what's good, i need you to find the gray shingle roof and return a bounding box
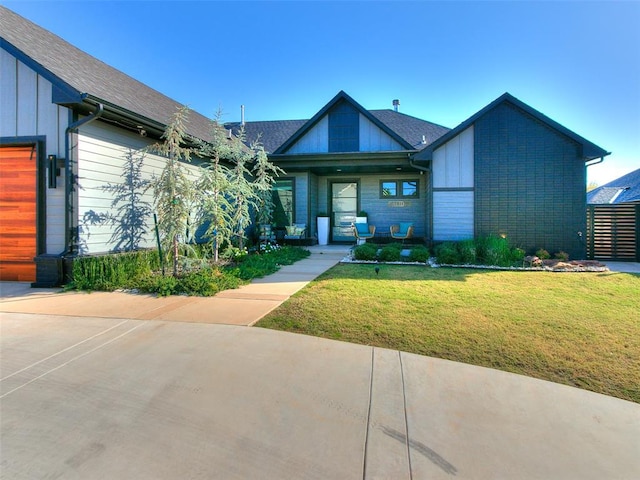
[226,120,308,154]
[369,110,449,149]
[587,168,640,204]
[0,6,212,141]
[226,97,450,154]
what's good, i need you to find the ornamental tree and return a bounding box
[147,106,196,276]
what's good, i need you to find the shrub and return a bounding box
[134,267,244,297]
[379,245,402,262]
[353,243,377,261]
[137,273,178,296]
[408,245,430,262]
[68,246,310,296]
[555,251,569,261]
[180,267,241,296]
[69,250,160,291]
[511,247,526,263]
[434,242,460,264]
[179,255,210,273]
[456,239,477,264]
[536,248,551,260]
[222,245,248,261]
[434,237,526,267]
[476,235,513,266]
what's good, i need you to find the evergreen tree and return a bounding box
[197,112,233,262]
[252,135,285,226]
[147,106,196,276]
[227,126,256,250]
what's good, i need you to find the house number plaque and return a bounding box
[388,201,410,208]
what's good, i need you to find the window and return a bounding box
[272,178,294,227]
[402,180,418,197]
[380,179,419,198]
[381,181,397,197]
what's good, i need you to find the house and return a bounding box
[587,168,640,205]
[228,90,450,243]
[1,6,611,287]
[0,6,216,285]
[234,91,609,259]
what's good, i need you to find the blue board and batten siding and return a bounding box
[474,102,587,259]
[359,114,404,152]
[0,48,68,253]
[432,126,475,241]
[285,111,403,155]
[286,117,328,154]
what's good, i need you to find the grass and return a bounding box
[257,264,640,403]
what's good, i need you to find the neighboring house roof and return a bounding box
[0,6,213,141]
[413,92,610,162]
[227,90,450,154]
[587,168,640,204]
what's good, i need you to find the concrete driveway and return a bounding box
[1,251,639,478]
[1,312,639,479]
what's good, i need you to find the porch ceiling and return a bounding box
[269,151,425,175]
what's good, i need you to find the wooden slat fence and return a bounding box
[586,203,640,261]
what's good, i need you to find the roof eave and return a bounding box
[1,36,84,105]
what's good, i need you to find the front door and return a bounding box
[0,146,37,282]
[331,181,357,242]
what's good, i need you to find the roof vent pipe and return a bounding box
[241,104,245,126]
[392,99,400,112]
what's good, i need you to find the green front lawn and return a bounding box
[257,264,640,403]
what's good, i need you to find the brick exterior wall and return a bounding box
[474,102,587,259]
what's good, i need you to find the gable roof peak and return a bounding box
[273,90,417,154]
[413,91,609,162]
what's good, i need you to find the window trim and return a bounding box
[379,179,420,199]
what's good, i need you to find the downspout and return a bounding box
[63,100,104,256]
[583,154,608,258]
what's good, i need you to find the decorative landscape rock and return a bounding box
[343,252,610,272]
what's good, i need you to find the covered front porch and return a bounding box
[269,153,431,245]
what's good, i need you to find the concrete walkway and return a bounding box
[604,261,640,273]
[0,245,348,326]
[1,248,639,479]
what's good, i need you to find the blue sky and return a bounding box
[4,0,639,186]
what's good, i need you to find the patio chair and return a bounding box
[390,222,413,243]
[284,223,306,240]
[352,222,376,245]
